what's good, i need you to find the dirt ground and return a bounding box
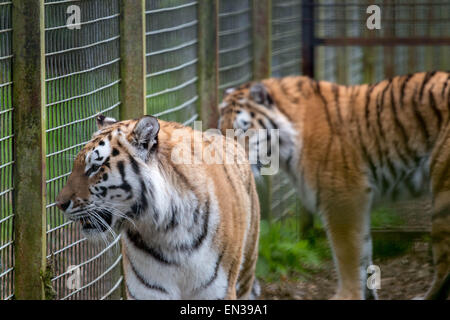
[260,241,436,300]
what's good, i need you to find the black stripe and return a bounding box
[400,74,413,108]
[177,200,210,251]
[441,75,449,98]
[128,256,168,294]
[257,119,266,130]
[376,81,392,144]
[390,85,414,164]
[129,179,150,218]
[267,117,278,130]
[338,139,350,185]
[126,229,177,266]
[280,80,298,104]
[196,252,224,291]
[365,85,375,128]
[418,71,437,102]
[171,164,192,189]
[237,273,254,298]
[429,88,442,130]
[164,203,179,231]
[316,82,334,133]
[126,283,138,300]
[333,84,343,124]
[129,154,140,174]
[117,161,126,177]
[411,90,431,146]
[353,87,377,178]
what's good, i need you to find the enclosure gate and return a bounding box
[1,0,449,300]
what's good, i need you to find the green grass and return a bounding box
[371,206,412,258]
[256,217,331,282]
[256,205,415,282]
[371,207,405,228]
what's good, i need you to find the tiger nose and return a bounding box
[239,119,250,130]
[56,200,71,212]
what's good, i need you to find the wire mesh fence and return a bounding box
[1,0,449,300]
[44,0,122,300]
[145,0,199,126]
[269,0,302,223]
[271,0,302,77]
[0,0,13,301]
[314,0,450,84]
[218,0,253,95]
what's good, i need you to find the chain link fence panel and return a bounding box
[145,0,199,126]
[0,0,13,300]
[44,0,122,300]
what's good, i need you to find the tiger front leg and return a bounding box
[320,188,374,300]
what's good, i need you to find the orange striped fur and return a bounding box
[56,116,260,299]
[218,71,450,299]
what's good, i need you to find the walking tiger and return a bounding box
[218,71,450,300]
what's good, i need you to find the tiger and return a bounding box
[56,115,260,300]
[218,71,450,300]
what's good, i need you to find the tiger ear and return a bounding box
[96,115,117,130]
[249,83,273,107]
[131,115,160,151]
[224,87,235,96]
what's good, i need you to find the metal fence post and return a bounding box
[301,0,315,77]
[252,0,272,220]
[120,0,146,120]
[12,0,46,300]
[197,0,219,129]
[252,0,271,80]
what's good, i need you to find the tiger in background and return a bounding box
[56,115,260,300]
[218,71,450,300]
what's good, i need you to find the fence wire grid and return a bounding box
[0,0,13,301]
[1,0,449,300]
[271,0,302,77]
[145,0,199,126]
[270,0,303,224]
[218,0,253,94]
[314,0,450,84]
[45,0,122,300]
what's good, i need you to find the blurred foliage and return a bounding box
[258,205,416,281]
[371,207,405,228]
[256,218,330,282]
[371,207,412,258]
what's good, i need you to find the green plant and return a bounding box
[371,207,405,228]
[371,206,412,258]
[256,218,330,282]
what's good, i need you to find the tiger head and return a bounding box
[218,82,294,175]
[218,82,276,134]
[55,115,161,237]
